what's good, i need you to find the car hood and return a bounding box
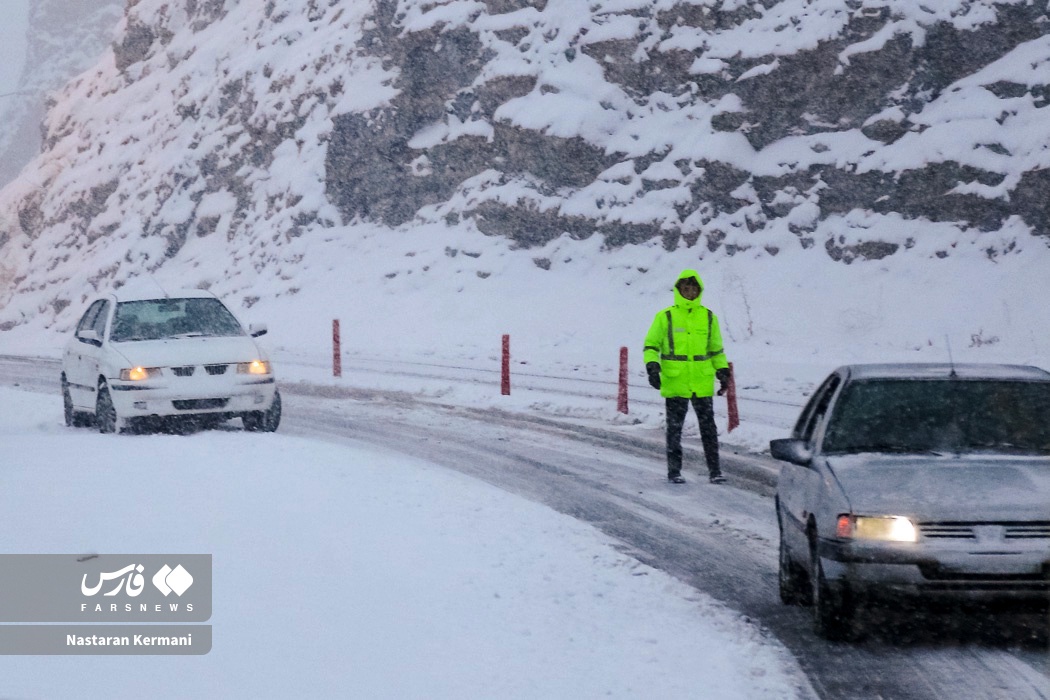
[110,335,266,367]
[827,454,1050,521]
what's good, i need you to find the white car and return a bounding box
[61,289,281,433]
[772,363,1050,640]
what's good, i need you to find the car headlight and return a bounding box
[119,366,161,381]
[237,360,272,375]
[836,515,917,543]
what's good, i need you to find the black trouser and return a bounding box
[665,396,720,478]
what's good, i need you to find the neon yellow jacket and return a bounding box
[643,269,729,398]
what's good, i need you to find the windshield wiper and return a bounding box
[169,332,207,339]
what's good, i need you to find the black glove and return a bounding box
[646,362,661,390]
[716,367,731,396]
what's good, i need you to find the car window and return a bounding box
[76,300,104,336]
[110,298,245,342]
[794,374,841,444]
[823,379,1050,455]
[91,301,111,339]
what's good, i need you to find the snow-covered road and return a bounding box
[0,379,809,699]
[1,355,1048,699]
[280,380,1050,700]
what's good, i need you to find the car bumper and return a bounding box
[109,376,277,417]
[818,537,1050,603]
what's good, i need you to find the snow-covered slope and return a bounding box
[0,0,123,190]
[0,0,1047,362]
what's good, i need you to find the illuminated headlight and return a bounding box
[119,366,161,381]
[237,360,272,375]
[836,515,917,543]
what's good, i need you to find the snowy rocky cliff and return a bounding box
[0,0,1048,330]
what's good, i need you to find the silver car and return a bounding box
[772,363,1050,640]
[61,289,281,434]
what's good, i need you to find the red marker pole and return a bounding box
[617,346,629,414]
[727,361,740,432]
[332,319,342,378]
[501,334,510,395]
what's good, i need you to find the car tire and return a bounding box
[243,390,281,433]
[810,537,855,641]
[242,411,263,431]
[62,377,75,427]
[62,376,91,428]
[95,383,122,434]
[778,528,810,607]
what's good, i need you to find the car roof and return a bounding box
[840,363,1050,381]
[106,287,221,304]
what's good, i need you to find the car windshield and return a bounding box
[110,298,245,342]
[822,379,1050,456]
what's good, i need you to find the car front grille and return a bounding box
[919,521,1050,541]
[919,524,976,540]
[1005,523,1050,539]
[169,365,232,377]
[172,398,229,410]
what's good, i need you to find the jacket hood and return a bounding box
[673,268,704,309]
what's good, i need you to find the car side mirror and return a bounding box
[78,329,102,346]
[770,438,813,466]
[249,323,267,338]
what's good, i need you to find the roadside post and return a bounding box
[501,334,510,395]
[727,361,739,432]
[617,347,628,414]
[333,319,341,378]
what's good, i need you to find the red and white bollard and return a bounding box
[617,346,629,414]
[501,334,510,395]
[332,319,342,378]
[727,361,739,432]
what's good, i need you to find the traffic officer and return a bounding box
[643,269,731,484]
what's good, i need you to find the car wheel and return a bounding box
[244,390,281,433]
[62,376,92,428]
[242,411,263,431]
[778,527,810,606]
[62,377,74,427]
[95,383,121,434]
[810,537,855,641]
[262,390,282,432]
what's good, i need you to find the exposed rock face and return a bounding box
[325,0,1050,248]
[0,0,1048,329]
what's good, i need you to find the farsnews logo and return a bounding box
[81,564,193,597]
[0,554,210,626]
[81,564,146,597]
[152,564,193,597]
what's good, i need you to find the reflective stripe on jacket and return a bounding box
[642,269,729,398]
